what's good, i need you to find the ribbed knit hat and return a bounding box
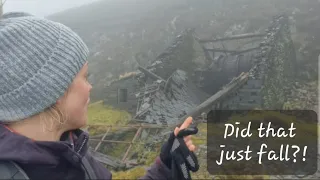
[0,13,89,123]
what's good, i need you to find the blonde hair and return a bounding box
[40,86,73,132]
[39,104,68,132]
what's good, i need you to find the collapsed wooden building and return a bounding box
[87,14,299,170]
[100,14,296,126]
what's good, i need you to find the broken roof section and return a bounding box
[145,28,209,80]
[131,28,214,125]
[134,69,210,125]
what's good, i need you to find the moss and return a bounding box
[112,166,147,179]
[86,101,131,135]
[262,25,296,109]
[87,101,131,125]
[111,143,161,179]
[145,151,159,166]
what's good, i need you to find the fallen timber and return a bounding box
[89,148,126,169]
[198,33,266,43]
[204,46,261,55]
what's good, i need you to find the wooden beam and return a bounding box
[198,33,266,43]
[201,44,213,61]
[94,126,111,151]
[231,47,261,55]
[89,148,126,168]
[138,65,165,81]
[122,126,143,163]
[204,48,238,53]
[204,46,260,55]
[164,73,174,93]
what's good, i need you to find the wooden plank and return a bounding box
[138,65,165,81]
[89,148,126,168]
[136,99,141,115]
[122,126,143,163]
[164,73,174,93]
[94,126,111,151]
[198,33,266,43]
[134,106,151,119]
[204,46,261,55]
[204,48,238,53]
[231,47,261,55]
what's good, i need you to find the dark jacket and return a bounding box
[0,125,172,180]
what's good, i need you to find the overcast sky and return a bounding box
[3,0,101,17]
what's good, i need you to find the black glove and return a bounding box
[171,127,199,180]
[160,131,175,169]
[160,127,200,180]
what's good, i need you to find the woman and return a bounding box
[0,13,197,179]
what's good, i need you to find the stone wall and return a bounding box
[259,15,296,109]
[221,14,297,110]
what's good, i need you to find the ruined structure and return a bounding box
[102,14,296,125]
[207,14,296,110]
[89,14,299,170]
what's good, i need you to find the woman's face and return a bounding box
[57,62,92,130]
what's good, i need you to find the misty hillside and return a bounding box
[47,0,320,102]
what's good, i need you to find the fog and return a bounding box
[1,0,319,178]
[3,0,100,17]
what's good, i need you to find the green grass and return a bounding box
[111,166,147,180]
[87,101,131,125]
[111,142,161,179]
[86,101,132,135]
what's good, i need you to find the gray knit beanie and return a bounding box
[0,13,89,123]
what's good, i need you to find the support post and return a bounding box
[121,126,143,163]
[94,126,111,152]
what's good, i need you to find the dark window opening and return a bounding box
[118,88,128,103]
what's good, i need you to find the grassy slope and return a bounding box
[87,100,131,125]
[87,101,317,179]
[87,101,155,178]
